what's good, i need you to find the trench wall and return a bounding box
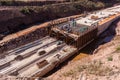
[0,1,105,34]
[0,5,79,34]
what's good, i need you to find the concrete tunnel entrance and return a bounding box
[49,25,98,50]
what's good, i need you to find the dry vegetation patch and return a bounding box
[63,60,113,77]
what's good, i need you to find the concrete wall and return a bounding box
[98,15,120,35]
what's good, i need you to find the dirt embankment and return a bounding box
[0,1,105,36]
[0,6,80,35]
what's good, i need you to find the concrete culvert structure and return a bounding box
[37,60,49,68]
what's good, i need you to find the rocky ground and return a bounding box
[44,20,120,80]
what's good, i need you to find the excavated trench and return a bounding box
[0,13,119,79]
[44,18,120,78]
[0,17,118,79]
